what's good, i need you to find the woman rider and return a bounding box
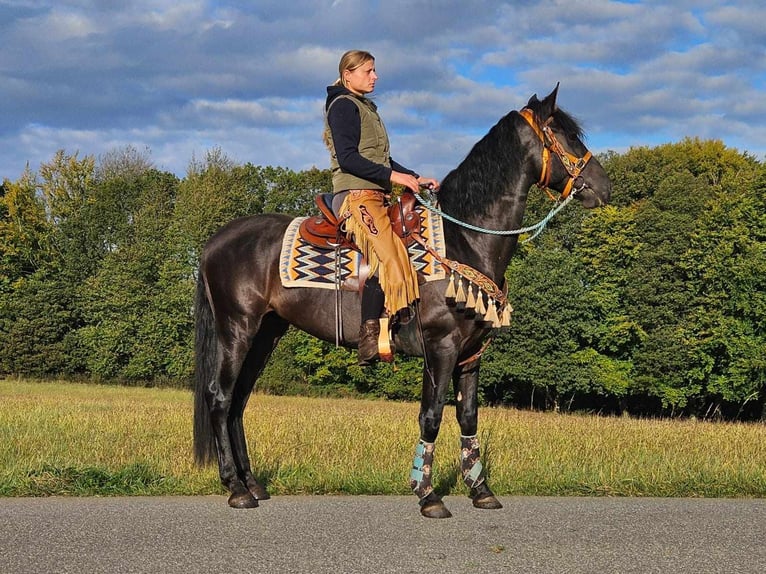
[324,50,440,366]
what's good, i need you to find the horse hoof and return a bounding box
[420,500,453,519]
[470,484,503,509]
[228,492,259,509]
[472,495,503,510]
[247,481,271,500]
[248,483,270,501]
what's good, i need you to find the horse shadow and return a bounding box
[435,430,498,498]
[248,462,461,498]
[434,460,461,497]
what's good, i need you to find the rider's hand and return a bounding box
[390,171,420,192]
[417,177,440,192]
[391,171,441,193]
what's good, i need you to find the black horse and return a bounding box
[193,85,611,518]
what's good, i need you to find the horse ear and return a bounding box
[540,82,560,119]
[526,93,540,107]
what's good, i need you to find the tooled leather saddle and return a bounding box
[298,191,423,251]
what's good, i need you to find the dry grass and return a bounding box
[2,379,765,497]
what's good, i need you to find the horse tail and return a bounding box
[193,271,217,466]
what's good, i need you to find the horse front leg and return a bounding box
[454,360,502,510]
[410,350,454,519]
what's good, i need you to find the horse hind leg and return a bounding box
[228,313,288,505]
[204,337,260,509]
[194,280,256,507]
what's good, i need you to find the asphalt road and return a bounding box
[1,495,764,574]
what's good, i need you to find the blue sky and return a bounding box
[1,0,765,183]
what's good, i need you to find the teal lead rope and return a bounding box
[415,191,575,243]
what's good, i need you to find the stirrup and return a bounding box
[377,317,394,362]
[358,318,395,366]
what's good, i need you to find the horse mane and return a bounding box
[437,100,584,220]
[547,108,584,141]
[437,111,523,219]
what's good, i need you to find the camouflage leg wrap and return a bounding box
[460,434,486,489]
[409,439,435,500]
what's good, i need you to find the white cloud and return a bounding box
[2,0,766,182]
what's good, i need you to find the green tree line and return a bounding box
[1,140,764,419]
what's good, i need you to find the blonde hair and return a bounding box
[324,50,376,150]
[333,49,375,88]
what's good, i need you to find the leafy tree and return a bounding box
[97,145,154,182]
[0,152,97,376]
[682,167,766,416]
[0,170,53,293]
[601,137,758,206]
[481,245,606,410]
[0,269,81,375]
[1,140,763,420]
[263,328,422,401]
[76,169,181,381]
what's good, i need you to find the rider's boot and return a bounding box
[358,319,381,366]
[358,276,386,366]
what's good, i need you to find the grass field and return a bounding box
[1,379,765,498]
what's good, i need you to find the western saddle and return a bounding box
[298,191,422,251]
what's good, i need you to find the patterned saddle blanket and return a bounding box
[279,202,447,290]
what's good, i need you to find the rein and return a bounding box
[414,189,575,243]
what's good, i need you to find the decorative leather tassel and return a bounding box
[501,304,512,327]
[377,317,393,362]
[485,298,500,327]
[466,284,476,310]
[455,277,466,303]
[445,272,456,299]
[475,290,486,316]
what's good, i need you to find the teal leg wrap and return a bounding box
[409,439,435,499]
[460,435,485,489]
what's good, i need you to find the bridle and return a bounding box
[520,107,593,200]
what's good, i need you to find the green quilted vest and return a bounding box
[325,95,391,192]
